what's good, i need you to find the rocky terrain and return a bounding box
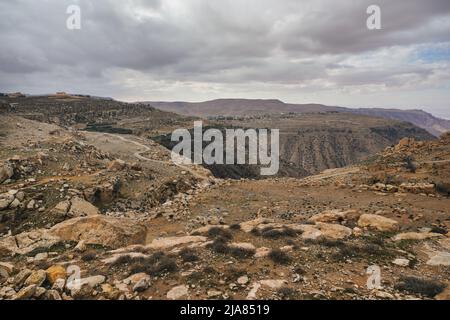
[147,99,450,137]
[0,98,449,300]
[152,113,434,179]
[0,94,195,136]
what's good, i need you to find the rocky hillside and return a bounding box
[147,99,345,117]
[0,94,193,135]
[152,113,434,179]
[351,108,450,137]
[0,115,448,301]
[146,99,450,137]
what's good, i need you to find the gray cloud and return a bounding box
[0,0,449,114]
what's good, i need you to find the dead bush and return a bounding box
[179,248,199,262]
[268,249,291,265]
[395,276,445,297]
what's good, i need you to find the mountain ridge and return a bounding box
[143,99,450,137]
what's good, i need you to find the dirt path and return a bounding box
[102,133,212,181]
[300,166,360,182]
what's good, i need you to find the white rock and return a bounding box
[392,258,410,267]
[167,285,188,300]
[147,236,207,250]
[237,275,249,285]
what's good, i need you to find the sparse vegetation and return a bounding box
[277,287,299,300]
[395,276,445,297]
[251,226,297,239]
[207,227,233,241]
[229,246,255,259]
[404,156,417,173]
[229,223,241,230]
[129,252,178,276]
[332,242,393,262]
[435,182,450,196]
[0,93,449,301]
[207,238,230,254]
[314,238,346,248]
[268,249,291,265]
[81,251,97,262]
[179,248,199,262]
[430,226,448,235]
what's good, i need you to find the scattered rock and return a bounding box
[148,236,207,250]
[357,214,399,232]
[45,289,62,300]
[254,247,271,258]
[34,252,48,261]
[167,285,189,300]
[0,162,14,184]
[0,196,13,210]
[68,197,100,217]
[259,279,288,289]
[246,279,288,300]
[14,269,32,287]
[309,209,359,224]
[392,232,443,241]
[0,262,14,276]
[375,290,395,300]
[435,286,450,300]
[8,198,21,209]
[207,289,222,298]
[107,159,126,171]
[315,223,353,239]
[240,218,274,233]
[392,258,410,267]
[52,200,71,215]
[237,275,249,285]
[426,251,450,266]
[133,278,150,292]
[190,225,229,235]
[74,240,87,252]
[24,270,47,287]
[34,286,47,298]
[26,199,36,209]
[300,223,352,240]
[0,229,61,255]
[67,275,106,291]
[229,242,256,251]
[13,285,37,300]
[46,265,67,285]
[50,215,147,249]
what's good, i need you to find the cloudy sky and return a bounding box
[1,0,450,117]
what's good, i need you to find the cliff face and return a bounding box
[351,108,450,137]
[152,113,435,179]
[278,124,433,176]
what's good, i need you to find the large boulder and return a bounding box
[300,223,352,240]
[315,223,353,239]
[52,197,100,217]
[357,214,399,232]
[68,197,100,217]
[167,285,189,300]
[50,215,147,249]
[0,229,61,255]
[46,265,67,285]
[147,236,207,250]
[309,209,360,224]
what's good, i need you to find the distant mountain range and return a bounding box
[145,99,450,137]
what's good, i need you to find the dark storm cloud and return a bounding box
[0,0,449,110]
